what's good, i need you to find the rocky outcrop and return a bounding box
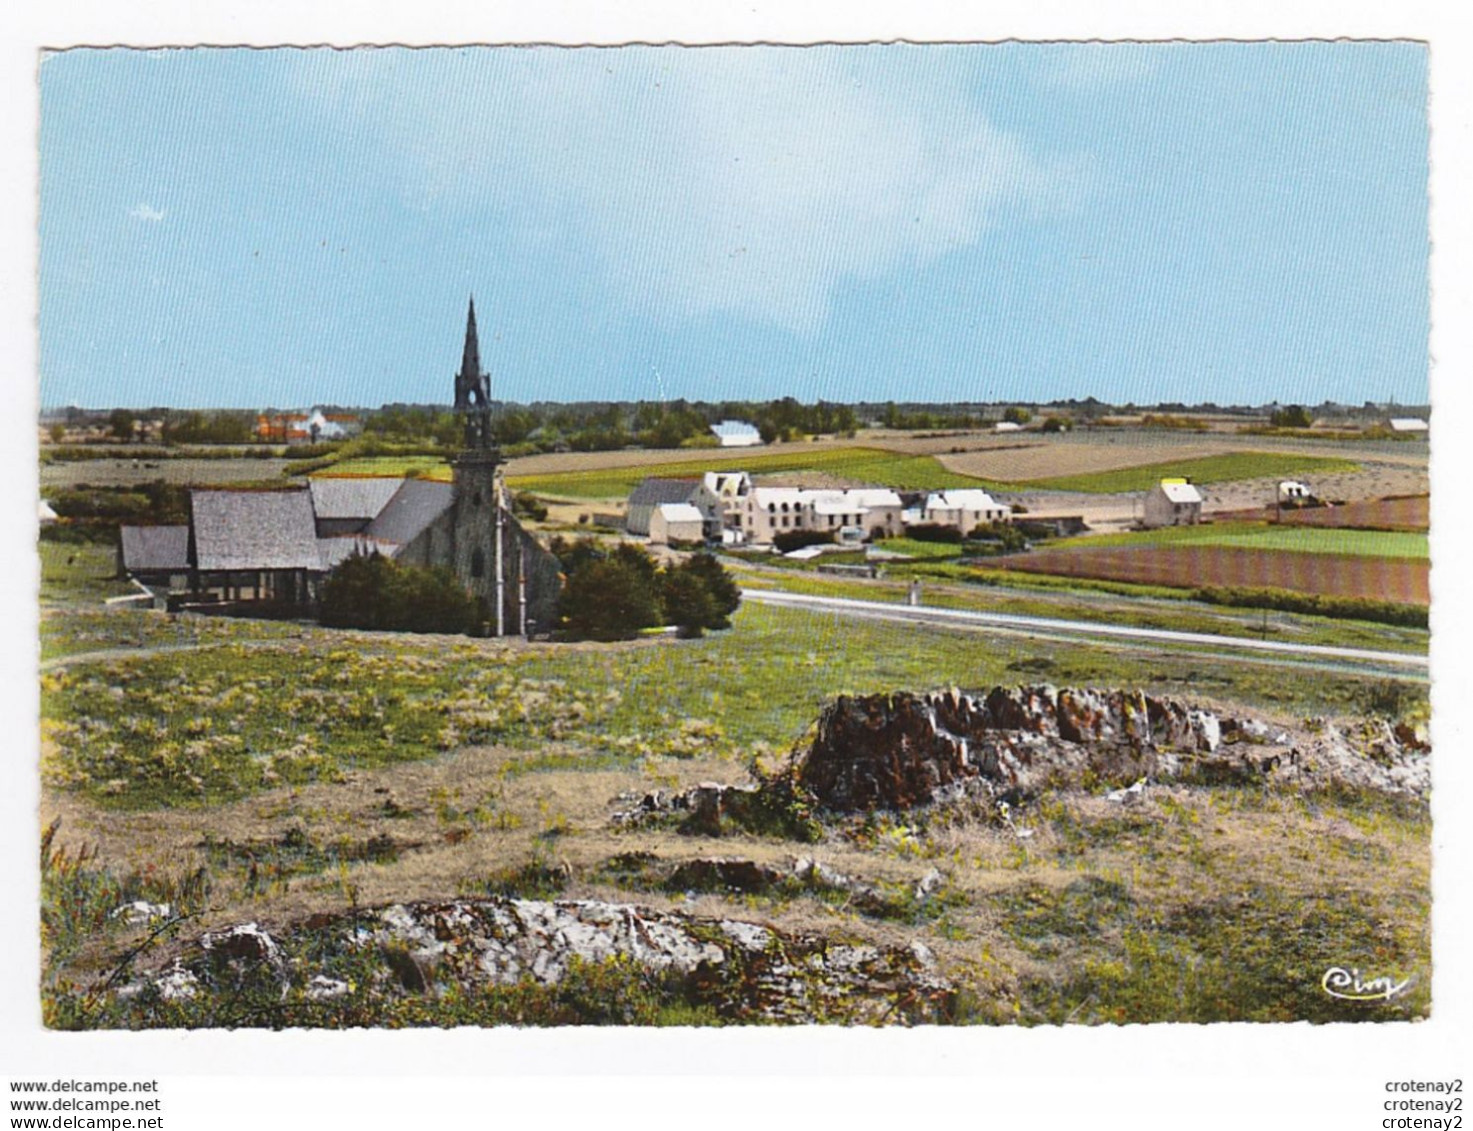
[120,896,949,1024]
[792,687,1428,811]
[798,686,1221,811]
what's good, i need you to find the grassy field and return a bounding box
[505,446,995,498]
[1058,522,1428,560]
[39,542,135,605]
[42,600,1426,813]
[313,457,453,481]
[732,563,1430,656]
[38,532,1431,1028]
[1010,451,1361,493]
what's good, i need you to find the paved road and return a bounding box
[741,587,1429,673]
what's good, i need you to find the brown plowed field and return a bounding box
[994,546,1429,605]
[1216,497,1430,532]
[1278,496,1429,532]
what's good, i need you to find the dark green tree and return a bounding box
[320,553,478,634]
[557,557,663,641]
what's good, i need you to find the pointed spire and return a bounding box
[461,296,482,380]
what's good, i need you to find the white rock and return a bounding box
[111,900,171,925]
[305,975,350,1001]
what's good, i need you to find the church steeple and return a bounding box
[453,296,495,453]
[460,297,482,387]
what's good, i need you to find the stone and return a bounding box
[111,900,171,925]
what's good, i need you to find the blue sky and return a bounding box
[38,43,1429,409]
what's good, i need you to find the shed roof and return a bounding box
[190,490,323,572]
[655,502,704,523]
[309,477,405,521]
[710,420,761,439]
[628,477,700,507]
[120,525,190,572]
[364,478,455,546]
[1154,480,1204,504]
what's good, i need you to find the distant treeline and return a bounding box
[44,396,1430,457]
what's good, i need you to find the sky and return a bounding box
[38,42,1430,410]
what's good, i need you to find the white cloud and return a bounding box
[289,48,1087,333]
[129,202,165,222]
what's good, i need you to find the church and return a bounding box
[117,301,563,636]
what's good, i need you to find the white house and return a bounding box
[740,487,810,544]
[739,486,903,544]
[648,503,706,545]
[691,471,753,539]
[710,420,763,447]
[921,489,1012,533]
[1142,479,1203,528]
[1388,417,1429,434]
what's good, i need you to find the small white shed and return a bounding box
[1142,479,1203,528]
[649,502,706,545]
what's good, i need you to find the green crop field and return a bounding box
[1009,451,1360,493]
[1059,522,1428,560]
[313,457,452,481]
[507,446,997,499]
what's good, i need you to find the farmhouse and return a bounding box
[920,489,1012,533]
[710,419,763,447]
[739,486,904,544]
[1143,478,1203,528]
[691,471,752,541]
[626,477,701,536]
[255,408,361,444]
[117,301,561,635]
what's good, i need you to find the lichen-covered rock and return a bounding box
[121,897,949,1024]
[795,686,1222,811]
[790,686,1427,812]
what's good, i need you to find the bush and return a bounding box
[660,552,742,637]
[319,553,478,634]
[1195,585,1427,629]
[904,523,963,545]
[772,529,834,554]
[1270,405,1314,429]
[558,557,663,641]
[965,521,1029,554]
[556,544,741,641]
[512,491,549,522]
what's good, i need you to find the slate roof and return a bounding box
[309,477,405,522]
[190,489,323,572]
[628,478,700,507]
[317,535,398,571]
[363,478,455,546]
[119,525,190,572]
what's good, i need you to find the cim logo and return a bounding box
[1322,966,1413,1002]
